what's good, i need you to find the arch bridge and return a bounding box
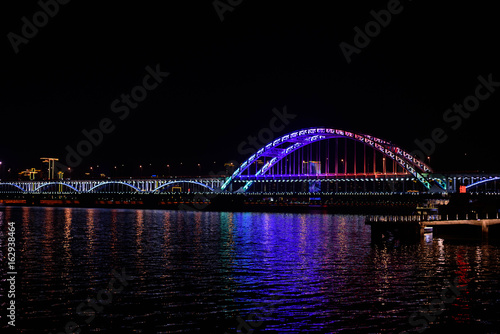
[1,127,498,195]
[221,127,446,193]
[0,178,224,194]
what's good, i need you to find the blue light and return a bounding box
[466,177,500,190]
[220,127,433,192]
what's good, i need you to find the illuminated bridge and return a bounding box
[221,127,500,194]
[0,178,224,194]
[1,127,499,195]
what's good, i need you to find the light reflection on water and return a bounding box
[1,206,500,333]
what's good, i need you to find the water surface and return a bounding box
[1,206,500,333]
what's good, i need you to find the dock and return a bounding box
[422,219,500,235]
[366,213,500,241]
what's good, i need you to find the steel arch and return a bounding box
[86,181,142,193]
[33,182,80,192]
[466,177,500,191]
[221,127,433,192]
[152,180,216,192]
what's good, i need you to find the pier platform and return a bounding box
[366,214,500,241]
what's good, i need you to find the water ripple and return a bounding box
[1,207,500,332]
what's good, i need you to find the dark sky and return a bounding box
[1,1,499,177]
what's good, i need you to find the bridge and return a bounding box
[1,127,499,195]
[0,178,224,194]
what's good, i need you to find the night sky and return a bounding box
[1,1,499,178]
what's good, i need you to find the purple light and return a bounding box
[220,127,433,192]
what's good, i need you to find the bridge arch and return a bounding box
[86,181,142,193]
[466,177,500,192]
[221,127,434,192]
[152,180,216,192]
[34,182,79,192]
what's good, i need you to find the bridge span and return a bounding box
[1,174,499,195]
[1,127,499,195]
[0,178,225,194]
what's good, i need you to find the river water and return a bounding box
[1,206,500,333]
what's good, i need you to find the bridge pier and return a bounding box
[482,220,489,240]
[419,224,426,238]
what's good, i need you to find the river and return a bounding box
[1,206,500,333]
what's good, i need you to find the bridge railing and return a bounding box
[438,213,500,220]
[366,215,433,223]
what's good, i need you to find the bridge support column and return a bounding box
[482,221,489,240]
[419,224,426,238]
